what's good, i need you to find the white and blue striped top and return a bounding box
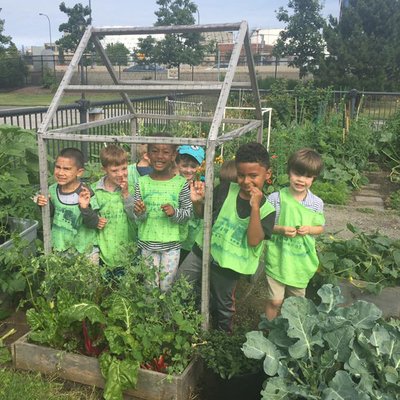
[267,190,324,225]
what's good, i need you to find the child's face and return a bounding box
[236,162,271,197]
[148,144,176,173]
[177,159,199,181]
[103,162,128,187]
[289,171,315,197]
[54,156,83,189]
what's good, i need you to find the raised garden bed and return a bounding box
[0,217,38,252]
[12,333,202,400]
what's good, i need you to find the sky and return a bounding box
[1,0,340,50]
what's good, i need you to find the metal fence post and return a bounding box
[77,98,90,161]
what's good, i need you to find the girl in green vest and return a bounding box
[126,133,193,292]
[265,148,325,320]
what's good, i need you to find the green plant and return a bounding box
[41,68,57,90]
[312,180,349,205]
[25,251,202,400]
[243,284,400,399]
[317,224,400,292]
[388,189,400,211]
[196,329,261,380]
[0,125,40,220]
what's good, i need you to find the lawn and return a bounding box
[0,368,102,400]
[0,88,121,107]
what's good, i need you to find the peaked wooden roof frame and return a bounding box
[37,21,264,329]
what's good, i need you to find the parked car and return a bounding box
[206,63,229,70]
[123,64,166,72]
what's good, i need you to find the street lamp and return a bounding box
[39,13,52,50]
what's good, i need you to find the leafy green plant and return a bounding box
[379,111,400,182]
[196,329,261,380]
[243,284,400,399]
[0,125,40,220]
[317,224,400,292]
[312,180,349,205]
[388,189,400,211]
[25,251,202,400]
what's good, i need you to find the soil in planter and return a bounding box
[199,368,264,400]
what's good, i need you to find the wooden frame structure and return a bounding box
[37,21,264,329]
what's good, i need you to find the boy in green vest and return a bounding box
[125,133,193,292]
[92,145,134,268]
[178,142,276,332]
[175,145,205,265]
[36,148,99,260]
[265,148,325,320]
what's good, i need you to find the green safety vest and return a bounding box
[180,217,203,252]
[127,163,140,194]
[199,183,275,275]
[92,181,135,266]
[265,187,325,288]
[49,183,98,254]
[138,175,186,243]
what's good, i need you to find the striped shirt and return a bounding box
[130,180,192,251]
[267,189,324,225]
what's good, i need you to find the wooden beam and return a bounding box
[92,23,242,36]
[41,133,207,146]
[47,114,135,134]
[119,80,252,89]
[64,84,225,93]
[215,120,262,144]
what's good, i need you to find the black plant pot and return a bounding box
[202,368,264,400]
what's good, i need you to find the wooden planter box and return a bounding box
[338,279,400,318]
[12,333,202,400]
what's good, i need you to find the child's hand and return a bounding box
[282,226,297,238]
[161,204,175,217]
[296,226,311,236]
[134,200,146,215]
[190,180,205,203]
[79,186,91,209]
[119,177,129,198]
[249,186,263,209]
[97,217,107,229]
[35,194,48,207]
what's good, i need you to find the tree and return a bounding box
[0,18,27,88]
[105,42,130,66]
[273,0,325,78]
[136,0,204,79]
[56,2,91,53]
[316,0,400,91]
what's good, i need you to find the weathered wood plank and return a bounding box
[12,334,202,400]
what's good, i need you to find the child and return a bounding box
[178,142,276,332]
[175,145,205,264]
[126,133,193,291]
[265,148,325,320]
[219,159,237,184]
[175,145,205,182]
[36,148,99,258]
[92,145,133,267]
[127,144,153,193]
